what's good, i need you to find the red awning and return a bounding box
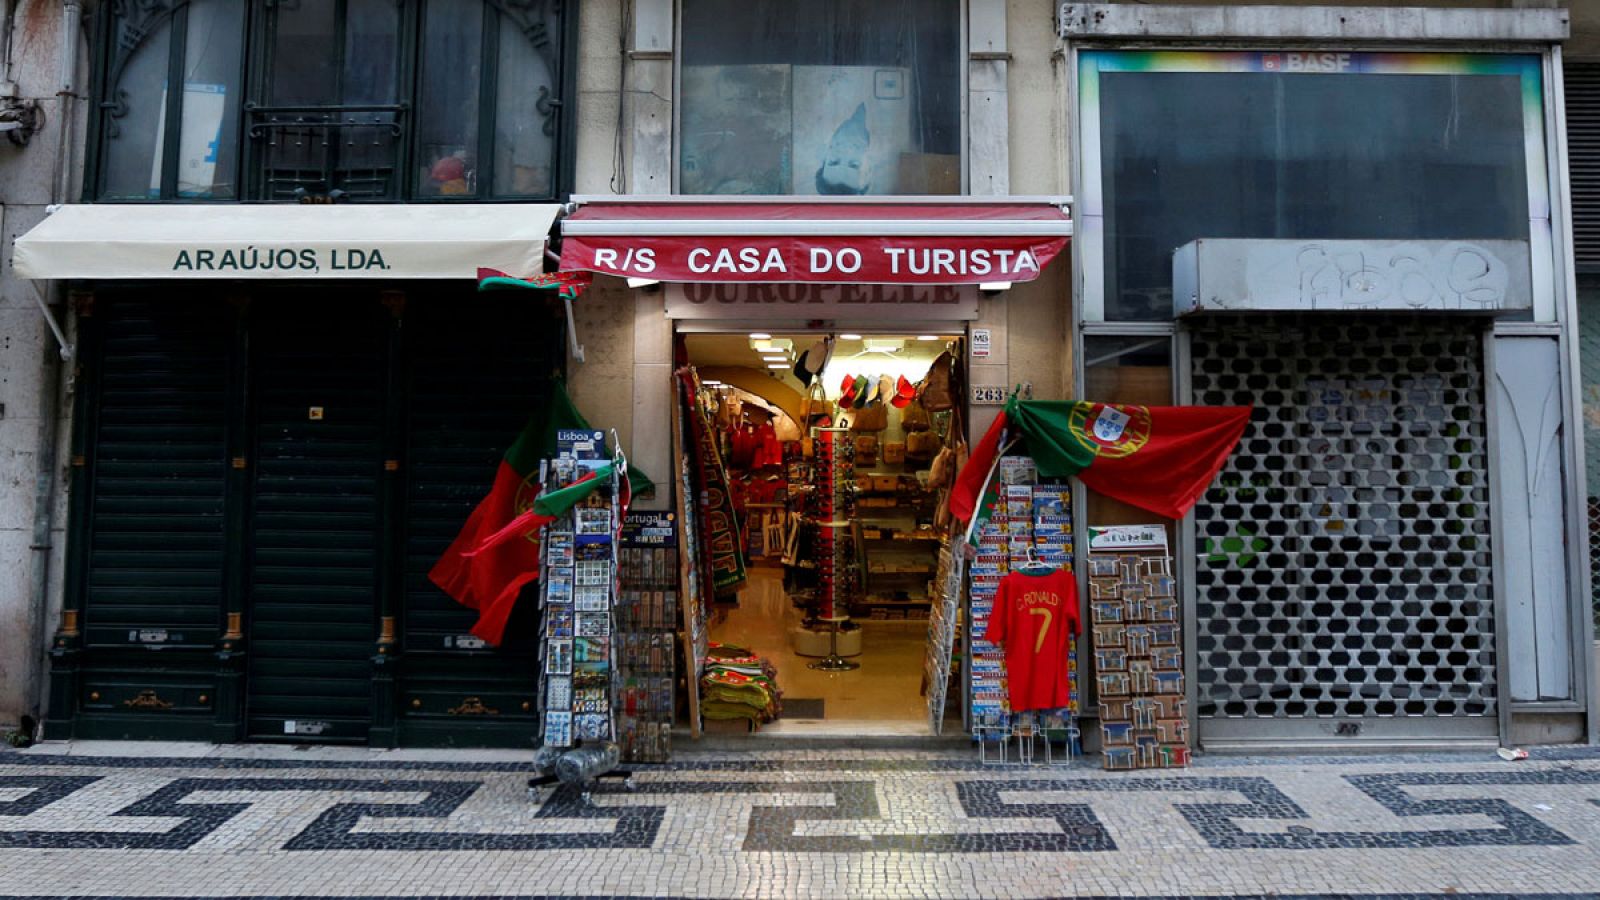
[559,196,1072,285]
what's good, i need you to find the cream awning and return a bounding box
[12,203,562,280]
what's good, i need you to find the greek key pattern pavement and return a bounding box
[3,746,1600,898]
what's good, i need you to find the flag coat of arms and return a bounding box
[950,398,1252,523]
[428,380,647,645]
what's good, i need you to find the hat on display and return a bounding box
[877,375,894,408]
[793,338,829,385]
[851,375,869,408]
[840,375,860,407]
[864,376,882,407]
[891,374,917,408]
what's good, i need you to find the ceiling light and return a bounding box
[840,333,862,340]
[978,281,1012,293]
[917,335,939,341]
[749,332,771,340]
[701,380,723,386]
[751,339,775,353]
[762,355,788,363]
[766,363,788,369]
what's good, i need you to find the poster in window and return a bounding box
[791,66,913,196]
[680,65,792,195]
[148,83,228,198]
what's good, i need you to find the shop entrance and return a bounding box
[679,329,965,733]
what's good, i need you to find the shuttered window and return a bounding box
[1567,62,1600,272]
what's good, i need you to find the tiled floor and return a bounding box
[4,742,1600,898]
[710,567,929,723]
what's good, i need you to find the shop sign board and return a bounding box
[970,328,991,358]
[567,237,1064,285]
[1088,524,1170,553]
[664,282,979,320]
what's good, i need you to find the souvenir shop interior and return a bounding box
[676,331,967,733]
[529,332,1213,771]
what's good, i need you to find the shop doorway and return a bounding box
[679,329,965,734]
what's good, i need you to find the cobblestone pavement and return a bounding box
[4,743,1600,899]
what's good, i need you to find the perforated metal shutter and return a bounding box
[1567,62,1600,273]
[397,295,558,737]
[77,297,232,727]
[1190,317,1496,742]
[244,296,388,743]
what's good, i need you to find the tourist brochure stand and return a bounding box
[923,542,964,734]
[531,449,634,795]
[671,376,709,737]
[965,453,1080,765]
[617,512,678,762]
[1086,525,1190,770]
[808,427,859,672]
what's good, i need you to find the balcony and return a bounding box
[246,104,407,202]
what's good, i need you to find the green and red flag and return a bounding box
[477,267,594,299]
[950,398,1252,523]
[428,379,646,645]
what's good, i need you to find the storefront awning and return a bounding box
[560,196,1071,285]
[12,203,563,280]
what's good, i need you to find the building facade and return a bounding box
[1,0,1595,749]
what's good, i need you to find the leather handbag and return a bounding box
[850,402,888,432]
[920,351,955,412]
[900,396,931,432]
[906,430,939,461]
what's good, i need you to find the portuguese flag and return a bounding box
[950,398,1252,523]
[428,379,645,645]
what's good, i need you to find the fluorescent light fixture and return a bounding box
[917,335,939,341]
[701,379,723,386]
[749,332,771,340]
[979,281,1012,293]
[765,363,788,369]
[840,333,862,340]
[626,277,660,289]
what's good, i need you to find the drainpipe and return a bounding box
[24,0,81,735]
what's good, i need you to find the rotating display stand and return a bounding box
[808,427,859,672]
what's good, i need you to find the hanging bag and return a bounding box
[919,351,955,412]
[850,401,888,432]
[900,396,931,432]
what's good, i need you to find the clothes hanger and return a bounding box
[1015,544,1055,575]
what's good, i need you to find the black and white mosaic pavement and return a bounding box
[3,744,1600,898]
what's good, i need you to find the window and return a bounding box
[91,0,571,202]
[1079,52,1546,321]
[678,0,962,195]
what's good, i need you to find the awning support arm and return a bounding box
[32,282,73,361]
[563,294,585,363]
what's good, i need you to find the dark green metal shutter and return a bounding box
[78,297,231,736]
[244,297,388,742]
[397,294,559,744]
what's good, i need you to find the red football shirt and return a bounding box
[982,568,1080,712]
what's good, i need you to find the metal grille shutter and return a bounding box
[1567,62,1600,273]
[1191,316,1496,741]
[398,295,559,738]
[245,297,388,742]
[79,297,232,724]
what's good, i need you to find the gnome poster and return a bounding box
[791,66,914,196]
